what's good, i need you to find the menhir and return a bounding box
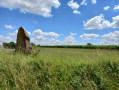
[15,27,32,54]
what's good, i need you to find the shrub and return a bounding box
[3,42,16,49]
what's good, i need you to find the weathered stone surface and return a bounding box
[15,27,32,54]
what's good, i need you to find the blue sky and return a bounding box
[0,0,119,45]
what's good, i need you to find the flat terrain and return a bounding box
[0,48,119,89]
[39,48,119,65]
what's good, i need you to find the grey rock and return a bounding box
[15,27,32,54]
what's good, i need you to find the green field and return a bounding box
[0,48,119,89]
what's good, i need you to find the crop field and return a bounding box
[0,47,119,89]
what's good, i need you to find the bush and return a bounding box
[3,42,16,49]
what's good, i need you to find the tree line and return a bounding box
[2,42,119,50]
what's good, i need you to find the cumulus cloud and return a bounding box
[31,35,78,45]
[32,29,78,45]
[67,0,81,15]
[101,31,119,45]
[0,0,61,17]
[9,30,18,38]
[5,25,14,29]
[84,14,105,29]
[31,36,61,45]
[81,0,87,5]
[80,33,99,40]
[31,36,47,45]
[48,39,61,45]
[111,15,119,28]
[84,14,119,30]
[81,0,96,5]
[32,29,60,38]
[0,35,12,44]
[70,32,77,36]
[102,20,111,28]
[62,36,77,45]
[91,0,96,4]
[104,6,110,10]
[67,0,79,9]
[73,10,81,14]
[113,4,119,10]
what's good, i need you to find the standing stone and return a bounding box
[15,27,32,54]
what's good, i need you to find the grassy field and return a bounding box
[39,48,119,65]
[0,48,119,89]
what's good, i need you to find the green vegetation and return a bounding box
[3,42,16,49]
[0,48,119,89]
[2,42,119,50]
[40,45,119,50]
[2,42,37,49]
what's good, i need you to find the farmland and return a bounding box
[0,47,119,89]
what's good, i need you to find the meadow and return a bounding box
[0,47,119,89]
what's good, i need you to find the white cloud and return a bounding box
[113,4,119,10]
[84,14,105,29]
[9,30,18,38]
[48,39,61,45]
[5,25,14,29]
[31,36,47,45]
[62,36,77,45]
[67,0,81,15]
[70,32,77,36]
[104,6,110,10]
[0,0,61,17]
[102,20,111,28]
[0,35,12,44]
[84,14,119,30]
[67,0,79,9]
[73,10,81,14]
[31,36,77,45]
[111,15,119,28]
[81,0,87,5]
[91,0,96,4]
[80,33,99,40]
[34,36,47,42]
[81,0,97,5]
[31,37,61,45]
[32,29,60,38]
[31,33,78,45]
[101,31,119,45]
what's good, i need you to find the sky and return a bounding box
[0,0,119,45]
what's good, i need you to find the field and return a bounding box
[0,47,119,89]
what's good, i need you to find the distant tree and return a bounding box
[3,42,16,49]
[31,43,36,47]
[37,45,41,47]
[3,42,8,48]
[87,43,93,45]
[9,42,16,48]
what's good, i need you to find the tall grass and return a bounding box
[0,48,119,89]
